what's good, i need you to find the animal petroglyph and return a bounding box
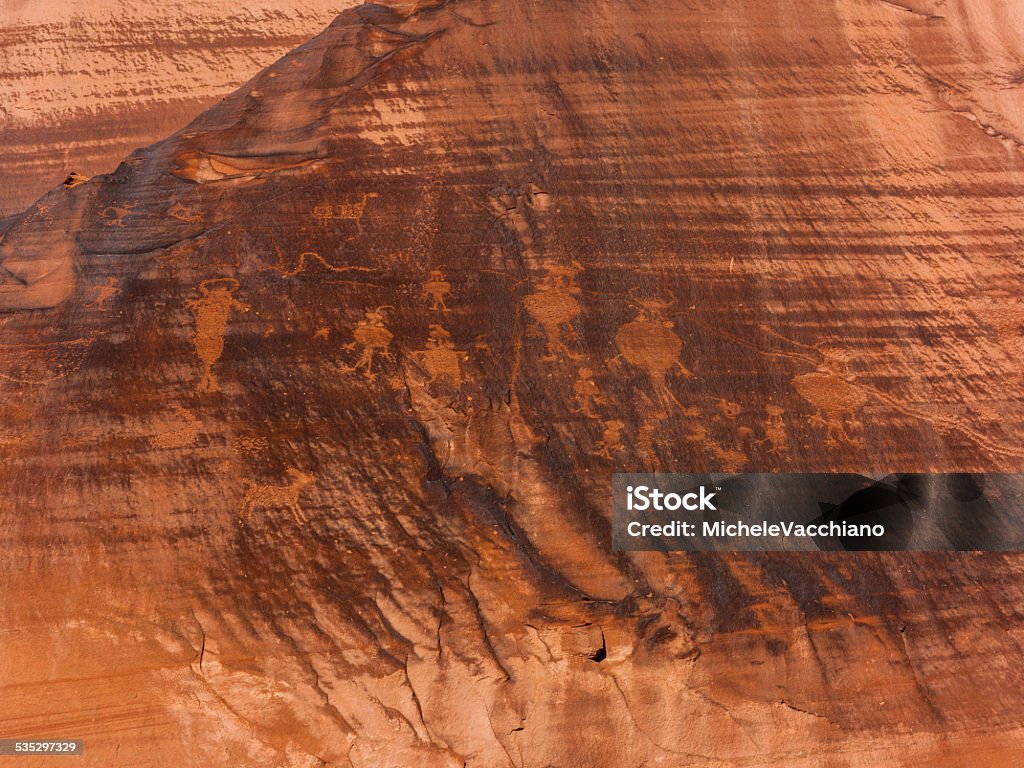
[169,202,203,223]
[240,468,315,525]
[0,338,93,385]
[263,240,375,278]
[524,264,582,360]
[85,277,120,311]
[150,406,202,450]
[423,269,452,311]
[573,367,606,418]
[100,201,138,227]
[313,193,378,228]
[610,295,692,416]
[341,307,394,382]
[187,278,250,393]
[413,324,467,389]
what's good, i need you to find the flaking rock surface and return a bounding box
[2,1,1024,766]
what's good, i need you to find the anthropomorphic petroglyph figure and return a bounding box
[240,468,315,525]
[747,326,868,448]
[100,201,138,227]
[573,367,606,418]
[424,269,452,311]
[792,368,868,448]
[759,404,788,454]
[610,294,692,416]
[415,324,467,388]
[85,277,120,311]
[596,419,625,459]
[524,263,582,360]
[341,307,394,382]
[187,278,250,393]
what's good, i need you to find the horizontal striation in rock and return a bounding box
[0,0,356,216]
[1,1,1024,766]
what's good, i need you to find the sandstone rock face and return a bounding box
[0,0,356,216]
[3,1,1024,765]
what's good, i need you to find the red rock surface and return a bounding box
[2,1,1024,765]
[0,0,355,216]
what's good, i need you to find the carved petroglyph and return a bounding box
[758,404,788,454]
[0,338,94,384]
[610,295,691,415]
[684,423,748,472]
[707,321,1024,459]
[24,202,55,225]
[413,324,467,389]
[187,278,250,393]
[573,367,606,418]
[240,468,315,525]
[423,269,452,311]
[759,337,867,448]
[150,406,202,450]
[524,264,582,360]
[263,240,375,278]
[234,435,269,458]
[596,419,625,459]
[169,202,203,223]
[341,307,394,382]
[313,193,378,229]
[85,277,120,311]
[793,368,869,448]
[100,201,138,227]
[715,399,742,421]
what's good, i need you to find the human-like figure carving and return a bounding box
[414,324,467,389]
[609,294,692,416]
[187,278,250,392]
[341,307,394,382]
[524,263,582,361]
[423,269,452,311]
